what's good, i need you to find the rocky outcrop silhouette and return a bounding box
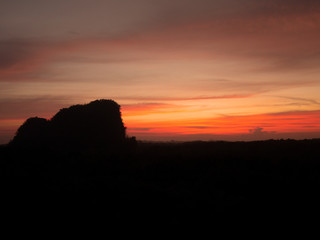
[11,99,130,149]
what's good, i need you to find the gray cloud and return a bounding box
[185,126,218,129]
[0,96,74,119]
[0,0,319,79]
[0,40,38,69]
[129,127,152,132]
[248,127,276,136]
[1,0,319,40]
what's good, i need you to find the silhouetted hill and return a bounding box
[2,100,320,224]
[10,99,129,150]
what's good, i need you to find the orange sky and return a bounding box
[1,0,320,143]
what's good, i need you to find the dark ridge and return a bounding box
[2,99,320,225]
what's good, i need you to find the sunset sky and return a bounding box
[1,0,320,143]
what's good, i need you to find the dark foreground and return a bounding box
[1,139,320,224]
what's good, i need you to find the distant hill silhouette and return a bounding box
[2,103,320,223]
[4,99,320,224]
[11,99,131,149]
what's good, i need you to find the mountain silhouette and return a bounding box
[2,100,320,224]
[11,99,130,149]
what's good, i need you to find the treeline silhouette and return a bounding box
[1,99,320,224]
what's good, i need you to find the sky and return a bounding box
[1,0,320,143]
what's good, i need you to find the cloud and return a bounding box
[249,127,264,134]
[0,0,320,81]
[248,127,276,137]
[0,96,75,119]
[274,96,320,106]
[122,103,171,111]
[0,40,33,69]
[185,126,217,129]
[0,39,63,78]
[129,127,152,132]
[121,103,178,117]
[119,94,253,102]
[0,40,43,76]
